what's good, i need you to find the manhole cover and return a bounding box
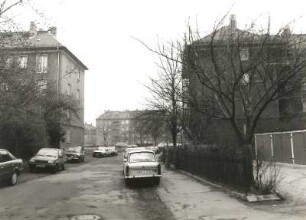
[70,215,102,220]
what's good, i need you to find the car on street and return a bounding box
[29,148,65,173]
[123,149,162,185]
[92,146,118,158]
[66,146,85,162]
[0,149,23,186]
[146,146,160,154]
[122,147,146,160]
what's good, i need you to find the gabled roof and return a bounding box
[0,30,88,70]
[198,25,259,44]
[97,110,140,120]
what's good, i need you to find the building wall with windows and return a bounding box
[1,22,87,149]
[96,110,154,146]
[183,15,306,139]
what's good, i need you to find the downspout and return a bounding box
[57,45,61,148]
[57,45,60,100]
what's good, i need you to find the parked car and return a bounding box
[29,148,65,173]
[146,146,159,154]
[123,149,162,185]
[122,147,146,160]
[66,146,85,162]
[0,149,23,186]
[92,146,118,158]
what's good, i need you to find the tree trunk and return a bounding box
[242,143,255,191]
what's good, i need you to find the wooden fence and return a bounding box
[255,129,306,165]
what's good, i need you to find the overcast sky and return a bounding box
[9,0,306,125]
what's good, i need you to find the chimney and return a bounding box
[229,14,237,30]
[282,26,291,36]
[29,21,37,37]
[48,26,57,37]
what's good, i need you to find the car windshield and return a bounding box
[129,152,155,163]
[37,149,58,157]
[67,147,80,153]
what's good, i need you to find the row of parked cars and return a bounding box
[0,146,86,187]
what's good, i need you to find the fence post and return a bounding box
[290,133,295,164]
[270,134,274,159]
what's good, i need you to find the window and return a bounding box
[66,130,71,143]
[67,84,72,96]
[241,73,250,85]
[66,109,70,119]
[5,56,13,68]
[18,56,28,69]
[36,54,48,73]
[0,153,12,162]
[77,69,81,81]
[77,89,80,100]
[240,48,250,61]
[37,80,47,91]
[1,82,9,91]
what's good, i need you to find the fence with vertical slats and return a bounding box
[255,130,306,165]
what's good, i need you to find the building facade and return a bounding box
[96,110,155,146]
[84,123,96,147]
[183,15,306,143]
[1,22,87,148]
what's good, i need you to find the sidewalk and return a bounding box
[158,167,305,220]
[276,163,306,205]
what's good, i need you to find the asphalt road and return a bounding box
[0,153,305,220]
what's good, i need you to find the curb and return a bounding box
[165,165,282,203]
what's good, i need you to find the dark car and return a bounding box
[0,149,23,186]
[66,146,85,162]
[29,148,65,173]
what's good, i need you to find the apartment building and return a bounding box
[0,22,87,148]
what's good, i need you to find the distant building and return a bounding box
[96,110,155,146]
[84,123,96,147]
[1,22,87,148]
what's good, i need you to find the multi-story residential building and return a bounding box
[96,110,155,146]
[84,123,96,147]
[182,15,305,143]
[1,22,87,148]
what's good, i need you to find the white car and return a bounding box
[123,149,161,185]
[93,146,118,157]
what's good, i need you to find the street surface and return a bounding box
[0,154,305,220]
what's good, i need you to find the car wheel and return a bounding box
[125,179,130,186]
[154,178,160,186]
[52,164,59,173]
[29,165,35,173]
[8,171,18,186]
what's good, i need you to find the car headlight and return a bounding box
[30,158,35,163]
[48,160,55,164]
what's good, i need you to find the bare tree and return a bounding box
[138,15,306,190]
[140,42,183,147]
[132,110,166,146]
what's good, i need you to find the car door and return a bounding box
[0,154,5,180]
[0,151,14,179]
